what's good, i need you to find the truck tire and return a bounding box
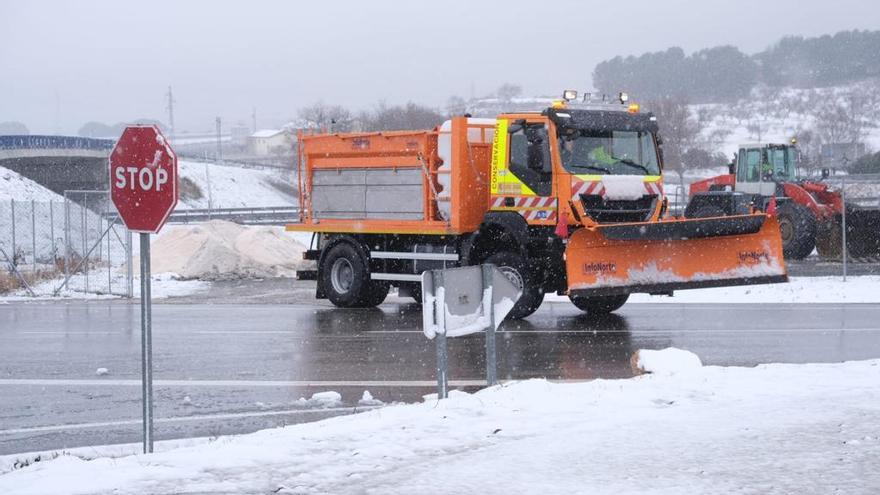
[569,294,629,314]
[485,251,543,320]
[321,242,388,308]
[776,202,816,260]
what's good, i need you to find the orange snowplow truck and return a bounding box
[288,92,787,319]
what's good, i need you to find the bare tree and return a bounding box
[496,83,522,102]
[445,95,468,117]
[297,102,353,132]
[359,101,445,131]
[646,97,701,179]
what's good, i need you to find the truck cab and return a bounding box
[734,143,799,196]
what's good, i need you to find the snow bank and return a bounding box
[0,167,62,201]
[2,358,878,494]
[147,220,311,280]
[547,276,880,304]
[633,348,702,375]
[177,160,294,209]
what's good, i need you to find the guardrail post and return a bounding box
[10,199,15,264]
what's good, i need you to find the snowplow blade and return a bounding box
[845,207,880,259]
[566,214,787,297]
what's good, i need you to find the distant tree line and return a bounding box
[593,30,880,102]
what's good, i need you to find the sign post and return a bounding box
[422,264,521,398]
[110,125,178,454]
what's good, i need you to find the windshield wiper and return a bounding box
[614,157,651,175]
[571,164,611,174]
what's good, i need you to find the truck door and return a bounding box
[489,120,557,224]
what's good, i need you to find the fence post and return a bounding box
[31,199,36,274]
[841,174,847,282]
[83,194,89,293]
[64,193,70,288]
[10,200,15,264]
[49,200,55,264]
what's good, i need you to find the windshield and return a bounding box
[558,129,660,175]
[766,146,797,179]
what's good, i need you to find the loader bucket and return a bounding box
[845,207,880,259]
[565,214,787,297]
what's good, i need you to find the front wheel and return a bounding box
[569,293,629,314]
[484,251,543,320]
[776,202,816,260]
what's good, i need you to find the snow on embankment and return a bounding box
[3,353,879,494]
[0,167,62,201]
[177,160,294,209]
[147,220,311,280]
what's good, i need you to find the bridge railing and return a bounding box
[0,135,114,151]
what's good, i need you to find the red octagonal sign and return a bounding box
[110,126,178,233]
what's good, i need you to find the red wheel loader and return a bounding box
[690,143,880,260]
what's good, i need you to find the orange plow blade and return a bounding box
[565,214,787,297]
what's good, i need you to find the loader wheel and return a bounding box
[776,202,816,260]
[484,251,543,320]
[569,294,629,315]
[322,242,388,308]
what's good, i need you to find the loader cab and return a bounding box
[735,144,798,196]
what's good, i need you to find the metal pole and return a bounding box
[436,332,448,400]
[139,232,154,453]
[842,174,847,282]
[482,264,497,387]
[126,229,133,298]
[31,200,36,274]
[434,270,448,399]
[107,216,112,294]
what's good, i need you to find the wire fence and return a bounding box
[0,192,133,297]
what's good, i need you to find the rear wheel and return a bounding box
[484,251,543,320]
[815,219,843,260]
[321,242,388,308]
[776,202,816,260]
[569,294,629,314]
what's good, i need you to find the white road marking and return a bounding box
[365,327,880,334]
[0,379,487,387]
[0,406,382,436]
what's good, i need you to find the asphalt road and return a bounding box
[2,294,880,456]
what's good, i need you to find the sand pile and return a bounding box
[149,220,312,280]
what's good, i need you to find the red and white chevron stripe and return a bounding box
[490,196,557,209]
[571,180,604,197]
[571,179,664,198]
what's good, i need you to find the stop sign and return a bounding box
[110,125,178,233]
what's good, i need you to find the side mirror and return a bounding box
[507,124,523,134]
[728,162,735,175]
[821,168,830,179]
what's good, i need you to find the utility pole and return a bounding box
[166,86,176,141]
[251,107,257,133]
[215,116,223,163]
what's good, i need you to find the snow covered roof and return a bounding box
[251,129,285,138]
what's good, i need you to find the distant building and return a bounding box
[249,129,290,156]
[230,125,250,149]
[821,143,867,169]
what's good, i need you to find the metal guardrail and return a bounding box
[100,206,301,226]
[0,135,114,151]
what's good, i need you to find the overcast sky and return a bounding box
[2,0,877,135]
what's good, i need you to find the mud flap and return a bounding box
[565,214,788,297]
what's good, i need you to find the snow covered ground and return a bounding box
[0,272,209,302]
[1,349,877,495]
[548,275,880,304]
[176,159,294,209]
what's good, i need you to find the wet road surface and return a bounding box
[2,298,880,455]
